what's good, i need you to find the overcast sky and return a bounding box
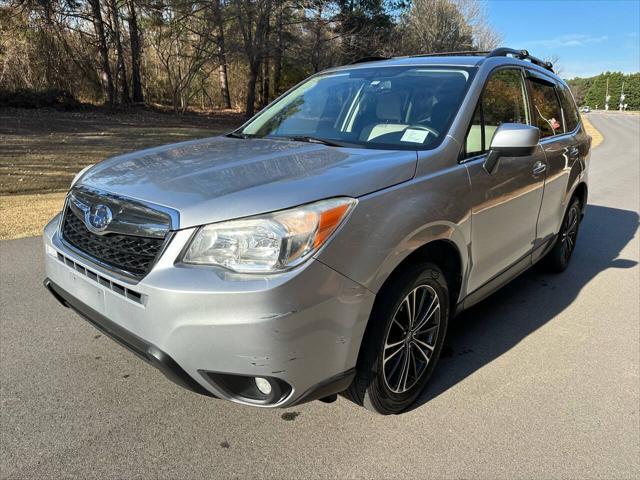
[486,0,640,78]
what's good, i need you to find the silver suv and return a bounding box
[43,48,590,414]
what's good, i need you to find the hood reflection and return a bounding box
[84,136,349,199]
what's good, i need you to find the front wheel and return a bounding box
[545,197,582,272]
[344,262,449,414]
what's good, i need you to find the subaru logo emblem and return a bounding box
[86,204,113,233]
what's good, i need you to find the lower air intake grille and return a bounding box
[56,252,144,304]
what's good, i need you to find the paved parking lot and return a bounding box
[1,112,638,479]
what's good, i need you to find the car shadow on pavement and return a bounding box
[409,204,639,411]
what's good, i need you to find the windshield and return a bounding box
[239,66,472,150]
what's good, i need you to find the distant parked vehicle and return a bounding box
[580,106,591,113]
[43,48,591,414]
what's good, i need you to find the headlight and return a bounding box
[71,164,94,188]
[182,197,357,273]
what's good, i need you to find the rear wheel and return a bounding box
[545,197,582,272]
[344,262,449,414]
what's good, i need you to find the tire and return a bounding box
[344,262,449,415]
[545,196,582,273]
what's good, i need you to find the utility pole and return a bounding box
[619,81,625,111]
[605,77,610,111]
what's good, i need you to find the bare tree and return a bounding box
[2,0,506,111]
[107,0,130,103]
[271,0,285,96]
[546,54,562,76]
[400,0,474,54]
[149,2,215,112]
[87,0,116,104]
[127,0,144,103]
[260,17,271,108]
[453,0,501,50]
[210,0,232,108]
[232,0,273,116]
[308,1,328,73]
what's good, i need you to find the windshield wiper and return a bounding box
[227,131,252,139]
[280,135,346,147]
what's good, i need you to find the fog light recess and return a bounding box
[199,371,291,405]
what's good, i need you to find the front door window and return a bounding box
[465,68,530,158]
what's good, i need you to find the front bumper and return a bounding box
[43,214,374,407]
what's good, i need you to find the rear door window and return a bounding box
[465,68,529,158]
[558,83,580,132]
[530,78,565,138]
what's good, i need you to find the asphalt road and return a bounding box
[1,112,639,479]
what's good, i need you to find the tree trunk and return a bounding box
[127,0,144,103]
[261,56,270,108]
[235,0,272,117]
[211,0,232,109]
[272,2,283,97]
[108,0,130,104]
[41,3,55,88]
[260,19,271,108]
[218,62,231,109]
[88,0,115,105]
[245,62,259,117]
[311,6,323,73]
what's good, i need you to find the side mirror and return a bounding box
[483,123,540,175]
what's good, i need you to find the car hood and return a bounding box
[79,136,417,228]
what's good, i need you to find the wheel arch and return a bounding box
[573,181,588,216]
[373,238,464,317]
[345,237,465,407]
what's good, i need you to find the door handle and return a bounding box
[532,161,547,176]
[568,146,580,159]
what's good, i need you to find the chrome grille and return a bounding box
[60,187,175,280]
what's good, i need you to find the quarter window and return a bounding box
[465,68,529,158]
[530,79,565,138]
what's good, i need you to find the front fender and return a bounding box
[368,220,469,298]
[316,161,472,300]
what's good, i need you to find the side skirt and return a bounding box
[456,234,558,314]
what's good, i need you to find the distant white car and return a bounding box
[580,106,591,113]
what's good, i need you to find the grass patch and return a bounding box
[0,107,243,240]
[0,192,66,240]
[0,107,243,195]
[581,115,603,149]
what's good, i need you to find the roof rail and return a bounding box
[412,50,491,58]
[348,48,554,72]
[350,56,389,64]
[487,47,554,72]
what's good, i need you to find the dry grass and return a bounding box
[0,192,66,240]
[581,115,604,149]
[0,107,243,195]
[0,107,243,240]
